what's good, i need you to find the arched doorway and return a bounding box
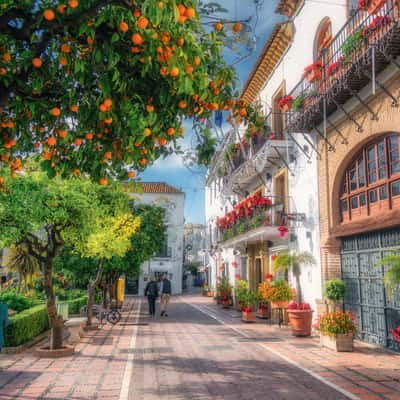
[338,133,400,351]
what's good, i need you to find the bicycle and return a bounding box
[80,304,121,325]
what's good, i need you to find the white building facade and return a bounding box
[128,183,185,296]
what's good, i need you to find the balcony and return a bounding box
[216,195,289,247]
[286,0,400,133]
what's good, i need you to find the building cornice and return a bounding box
[240,22,294,105]
[275,0,304,17]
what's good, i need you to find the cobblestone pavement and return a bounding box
[1,294,399,400]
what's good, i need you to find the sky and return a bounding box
[139,0,284,225]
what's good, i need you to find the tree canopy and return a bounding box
[0,0,246,181]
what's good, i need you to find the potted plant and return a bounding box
[258,278,295,309]
[323,279,346,312]
[217,277,232,308]
[257,302,269,319]
[287,301,313,337]
[341,30,364,63]
[278,96,293,113]
[304,61,322,83]
[235,279,249,310]
[238,289,258,322]
[359,0,386,15]
[315,311,357,352]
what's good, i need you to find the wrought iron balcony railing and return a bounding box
[286,0,400,134]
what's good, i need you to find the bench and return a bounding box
[65,317,87,344]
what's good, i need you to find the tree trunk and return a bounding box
[43,262,64,350]
[86,261,104,326]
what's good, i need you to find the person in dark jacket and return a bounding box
[159,274,172,317]
[144,275,158,317]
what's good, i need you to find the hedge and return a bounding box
[3,296,87,347]
[61,296,87,315]
[4,304,49,347]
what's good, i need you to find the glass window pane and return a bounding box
[342,177,347,195]
[341,199,348,212]
[379,185,388,200]
[368,147,377,184]
[369,189,378,203]
[349,167,357,191]
[358,157,365,187]
[359,193,366,206]
[378,141,387,179]
[351,196,358,209]
[389,135,400,175]
[392,180,400,197]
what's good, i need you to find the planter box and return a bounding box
[320,334,354,352]
[242,311,255,323]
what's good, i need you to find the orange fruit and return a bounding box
[103,98,113,109]
[178,100,187,109]
[144,128,152,136]
[158,2,163,9]
[74,138,82,146]
[61,44,71,53]
[128,171,135,179]
[99,177,108,186]
[3,53,11,62]
[177,4,186,15]
[233,22,242,32]
[69,0,79,8]
[132,33,144,45]
[178,15,187,24]
[131,46,141,53]
[193,56,201,66]
[169,67,179,77]
[47,137,57,147]
[214,22,223,31]
[184,64,193,74]
[11,172,17,179]
[177,37,185,47]
[57,129,68,138]
[43,9,55,21]
[104,151,112,159]
[119,21,129,32]
[50,107,61,117]
[167,127,175,136]
[160,66,168,76]
[70,104,79,112]
[185,7,195,19]
[32,58,43,68]
[85,132,93,140]
[59,57,68,66]
[158,137,167,146]
[87,37,94,45]
[0,176,4,184]
[0,68,7,76]
[42,151,52,160]
[146,104,154,112]
[57,4,67,13]
[133,9,141,17]
[137,17,149,29]
[73,169,80,176]
[104,118,113,124]
[139,158,148,166]
[239,108,247,117]
[210,102,218,111]
[99,103,107,113]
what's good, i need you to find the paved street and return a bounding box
[0,294,400,400]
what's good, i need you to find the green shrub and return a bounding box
[0,290,33,313]
[4,304,49,347]
[324,279,346,302]
[61,296,87,315]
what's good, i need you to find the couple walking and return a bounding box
[144,274,171,318]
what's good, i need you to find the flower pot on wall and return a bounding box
[367,0,386,14]
[242,310,255,323]
[288,310,313,337]
[320,334,354,352]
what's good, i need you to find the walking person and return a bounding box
[144,275,158,318]
[160,274,172,317]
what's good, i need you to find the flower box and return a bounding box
[304,61,322,83]
[241,310,255,323]
[320,334,354,352]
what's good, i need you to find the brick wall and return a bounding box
[317,73,400,284]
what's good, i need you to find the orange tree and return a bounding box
[0,0,245,181]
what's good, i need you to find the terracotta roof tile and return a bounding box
[140,182,183,194]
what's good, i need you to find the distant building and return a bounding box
[183,224,206,265]
[127,182,185,296]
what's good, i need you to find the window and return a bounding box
[314,18,332,61]
[340,134,400,222]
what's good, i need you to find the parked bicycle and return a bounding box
[80,304,121,325]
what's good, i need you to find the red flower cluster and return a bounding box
[277,225,289,238]
[278,96,293,109]
[362,16,391,36]
[216,192,273,231]
[258,303,269,310]
[327,57,343,76]
[358,0,366,9]
[304,61,322,73]
[264,273,273,280]
[242,306,252,313]
[288,301,311,310]
[231,261,238,267]
[391,326,400,342]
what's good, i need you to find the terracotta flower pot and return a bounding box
[288,309,313,337]
[242,310,255,323]
[280,102,292,113]
[207,290,212,297]
[257,307,269,319]
[271,300,289,309]
[367,0,386,14]
[305,68,322,83]
[320,334,354,352]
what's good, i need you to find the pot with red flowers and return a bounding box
[304,61,323,83]
[278,96,293,113]
[235,284,257,323]
[287,301,314,337]
[217,277,232,308]
[359,0,386,15]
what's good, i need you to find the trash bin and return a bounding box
[57,303,69,320]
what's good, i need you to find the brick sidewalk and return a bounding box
[0,297,141,400]
[187,293,400,400]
